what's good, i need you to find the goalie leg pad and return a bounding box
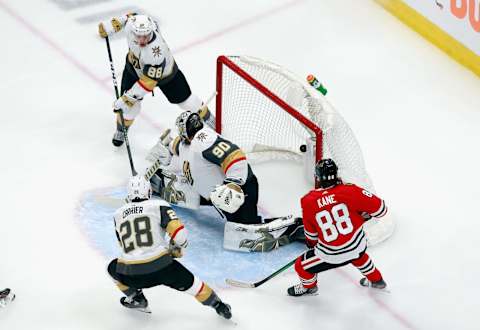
[223,215,302,252]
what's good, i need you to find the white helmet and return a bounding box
[129,15,155,45]
[127,175,152,202]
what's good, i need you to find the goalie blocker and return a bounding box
[147,111,304,252]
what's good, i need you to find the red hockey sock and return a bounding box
[294,255,318,288]
[351,253,383,282]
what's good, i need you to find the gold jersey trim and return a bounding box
[166,219,183,237]
[118,250,169,265]
[221,149,246,172]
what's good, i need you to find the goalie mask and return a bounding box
[176,111,204,143]
[315,158,339,188]
[127,175,152,202]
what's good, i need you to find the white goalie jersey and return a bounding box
[167,126,250,201]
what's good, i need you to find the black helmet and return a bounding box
[176,111,204,142]
[315,158,339,188]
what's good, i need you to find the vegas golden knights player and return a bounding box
[98,14,216,146]
[107,175,231,318]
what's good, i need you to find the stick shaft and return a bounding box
[105,36,137,176]
[226,257,297,289]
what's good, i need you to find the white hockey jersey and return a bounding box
[170,127,250,199]
[101,13,177,92]
[113,198,186,276]
[124,17,176,89]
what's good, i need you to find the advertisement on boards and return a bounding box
[402,0,480,55]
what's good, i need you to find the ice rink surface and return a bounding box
[1,0,479,329]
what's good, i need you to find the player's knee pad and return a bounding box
[178,93,202,112]
[183,275,203,295]
[164,261,195,292]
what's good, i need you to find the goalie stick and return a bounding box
[225,257,297,288]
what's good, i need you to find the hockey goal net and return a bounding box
[215,55,394,245]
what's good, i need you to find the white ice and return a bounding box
[1,1,479,329]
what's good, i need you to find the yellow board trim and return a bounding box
[375,0,480,76]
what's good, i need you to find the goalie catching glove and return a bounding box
[210,182,245,214]
[146,129,173,166]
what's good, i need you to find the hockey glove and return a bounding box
[146,129,173,165]
[210,182,245,214]
[169,239,187,258]
[113,91,141,113]
[98,14,134,38]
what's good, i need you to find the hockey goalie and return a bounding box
[145,110,304,252]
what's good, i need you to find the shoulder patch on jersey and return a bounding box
[202,136,246,172]
[160,205,179,229]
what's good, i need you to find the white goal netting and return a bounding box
[216,55,394,246]
[218,55,373,190]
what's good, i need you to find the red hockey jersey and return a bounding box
[301,183,387,264]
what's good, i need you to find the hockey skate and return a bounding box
[287,283,318,297]
[213,301,232,320]
[120,291,151,313]
[112,129,126,147]
[359,278,387,290]
[0,288,15,307]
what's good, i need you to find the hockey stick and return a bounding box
[105,36,137,176]
[225,257,297,288]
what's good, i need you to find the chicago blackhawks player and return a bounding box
[0,288,14,307]
[146,111,304,252]
[287,158,388,296]
[98,13,216,146]
[107,175,231,319]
